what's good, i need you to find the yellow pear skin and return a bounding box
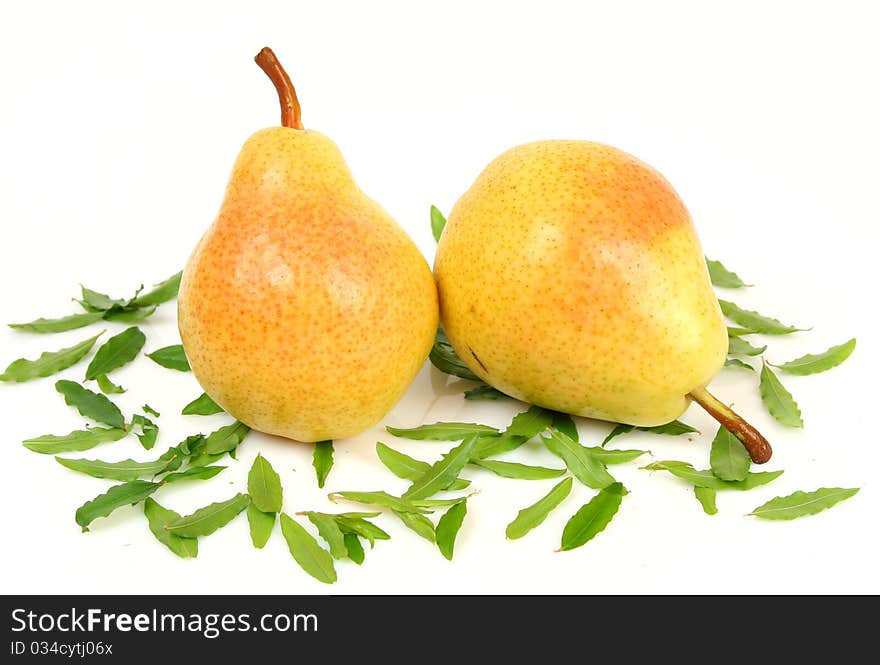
[178,51,437,442]
[435,140,727,427]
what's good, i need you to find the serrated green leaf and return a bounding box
[23,427,127,454]
[165,493,250,538]
[464,384,507,400]
[506,477,573,540]
[312,440,333,489]
[436,499,467,560]
[706,258,749,288]
[392,510,435,542]
[694,486,718,515]
[430,205,447,243]
[728,336,766,357]
[147,344,190,371]
[0,332,103,383]
[279,513,337,584]
[709,426,751,481]
[759,362,803,427]
[602,419,699,446]
[204,421,250,455]
[402,436,478,500]
[471,459,565,480]
[543,430,616,489]
[718,300,806,335]
[560,482,626,551]
[161,465,226,484]
[248,454,283,513]
[429,327,481,381]
[247,504,275,549]
[96,374,126,393]
[144,498,198,558]
[724,358,754,371]
[182,392,224,415]
[328,491,431,514]
[749,487,859,520]
[9,310,105,334]
[56,456,170,481]
[344,532,365,564]
[727,326,754,337]
[386,422,498,441]
[131,271,182,307]
[770,338,856,375]
[643,460,784,490]
[306,512,348,559]
[375,442,469,490]
[55,379,124,428]
[75,480,160,529]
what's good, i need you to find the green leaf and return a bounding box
[130,414,158,450]
[204,421,251,455]
[464,384,507,400]
[770,338,856,375]
[247,505,275,549]
[344,532,365,564]
[9,310,105,333]
[386,422,498,441]
[157,434,204,472]
[542,430,616,489]
[131,271,182,307]
[643,460,784,491]
[392,510,435,542]
[429,327,481,381]
[182,392,224,415]
[430,205,447,242]
[55,456,170,481]
[332,515,390,545]
[506,406,554,439]
[718,300,806,335]
[142,404,160,418]
[694,486,718,515]
[375,442,469,490]
[312,440,334,489]
[727,326,754,337]
[79,286,126,311]
[165,493,250,538]
[724,358,754,371]
[0,332,103,382]
[147,344,190,371]
[306,512,349,559]
[279,514,337,584]
[75,480,160,529]
[551,412,579,442]
[470,434,524,460]
[23,427,127,454]
[96,374,126,393]
[248,454,283,513]
[436,499,467,560]
[104,305,157,323]
[161,465,226,484]
[144,498,198,558]
[580,447,648,464]
[709,426,751,481]
[601,420,699,446]
[506,477,573,540]
[409,497,469,508]
[749,487,859,521]
[55,379,125,428]
[471,459,565,480]
[759,362,803,427]
[728,336,766,357]
[329,491,431,514]
[706,258,749,288]
[402,436,479,500]
[560,482,627,551]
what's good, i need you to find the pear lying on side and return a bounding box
[178,48,438,442]
[435,140,771,462]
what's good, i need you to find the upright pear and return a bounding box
[178,48,438,442]
[435,140,770,462]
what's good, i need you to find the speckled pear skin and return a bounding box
[434,140,727,426]
[179,127,438,442]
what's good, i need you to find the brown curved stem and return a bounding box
[689,386,772,464]
[254,47,303,129]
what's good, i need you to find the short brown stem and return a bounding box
[689,385,772,464]
[254,47,303,130]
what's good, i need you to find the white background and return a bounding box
[1,1,878,594]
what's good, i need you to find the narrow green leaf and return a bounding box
[770,338,856,376]
[161,465,226,484]
[55,379,124,428]
[551,412,579,442]
[694,486,718,515]
[247,505,275,549]
[430,205,447,242]
[0,332,103,382]
[709,426,751,481]
[306,512,349,559]
[506,406,554,439]
[329,491,431,514]
[402,436,479,500]
[144,498,198,558]
[728,336,766,357]
[344,532,365,564]
[718,300,806,335]
[332,515,391,544]
[602,420,699,446]
[706,258,749,288]
[158,434,205,472]
[727,326,755,337]
[165,493,250,538]
[9,310,105,333]
[147,344,190,371]
[506,477,573,540]
[470,434,525,460]
[409,496,470,508]
[386,422,498,441]
[142,404,160,418]
[542,430,616,489]
[749,487,859,521]
[724,358,754,371]
[23,427,127,454]
[471,459,565,480]
[393,510,435,542]
[182,392,224,416]
[759,362,803,427]
[464,384,507,400]
[375,442,470,490]
[279,513,337,584]
[130,414,158,450]
[79,286,126,311]
[104,305,157,323]
[75,480,160,529]
[560,482,627,551]
[56,456,170,481]
[204,421,251,455]
[643,460,784,491]
[131,271,182,307]
[312,440,334,489]
[436,500,467,560]
[96,374,126,393]
[248,454,283,513]
[429,327,481,381]
[580,447,648,464]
